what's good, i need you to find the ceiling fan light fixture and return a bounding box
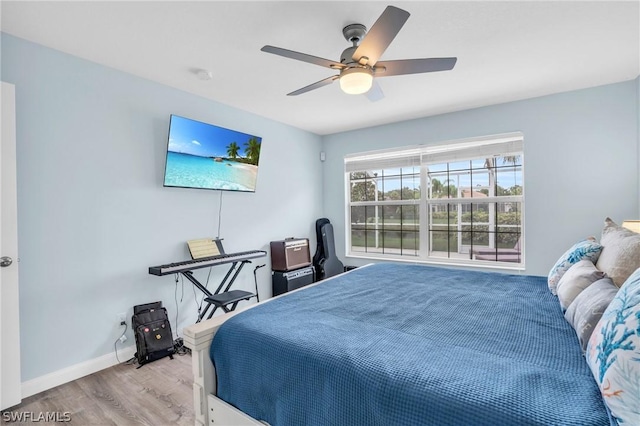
[339,67,373,95]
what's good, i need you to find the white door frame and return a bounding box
[1,81,22,410]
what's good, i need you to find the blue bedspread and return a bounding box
[211,263,609,426]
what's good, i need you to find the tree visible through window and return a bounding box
[350,167,420,257]
[345,134,524,267]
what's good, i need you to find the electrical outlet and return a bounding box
[119,335,127,344]
[117,312,126,325]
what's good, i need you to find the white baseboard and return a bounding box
[21,345,137,399]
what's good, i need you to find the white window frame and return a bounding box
[344,132,525,270]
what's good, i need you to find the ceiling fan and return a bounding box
[261,5,457,101]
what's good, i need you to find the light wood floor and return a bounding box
[1,353,194,425]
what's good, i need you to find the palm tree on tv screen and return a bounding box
[226,142,240,159]
[244,137,261,165]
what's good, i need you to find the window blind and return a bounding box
[344,147,421,173]
[344,132,523,172]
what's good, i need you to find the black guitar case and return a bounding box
[312,218,331,274]
[316,222,344,281]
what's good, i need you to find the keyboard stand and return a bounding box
[181,260,256,322]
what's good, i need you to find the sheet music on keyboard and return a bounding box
[187,238,222,259]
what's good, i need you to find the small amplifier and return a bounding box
[270,238,311,272]
[272,266,315,296]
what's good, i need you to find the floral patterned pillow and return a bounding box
[548,238,603,295]
[586,267,640,425]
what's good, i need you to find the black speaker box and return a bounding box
[272,266,315,296]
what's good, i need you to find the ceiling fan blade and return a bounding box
[261,45,344,69]
[352,6,410,66]
[365,80,384,102]
[287,76,339,96]
[374,58,457,77]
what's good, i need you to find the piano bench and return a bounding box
[204,290,255,314]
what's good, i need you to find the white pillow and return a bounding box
[556,260,605,311]
[596,217,640,287]
[564,277,617,352]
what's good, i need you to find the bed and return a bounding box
[184,263,611,426]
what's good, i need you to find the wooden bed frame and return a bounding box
[184,307,263,426]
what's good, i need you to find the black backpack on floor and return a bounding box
[132,301,174,367]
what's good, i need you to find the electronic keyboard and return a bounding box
[149,250,266,276]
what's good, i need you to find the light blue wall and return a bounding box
[1,34,323,381]
[322,79,640,276]
[2,30,639,383]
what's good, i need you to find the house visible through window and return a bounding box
[345,133,524,268]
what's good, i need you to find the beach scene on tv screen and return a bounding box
[164,116,262,191]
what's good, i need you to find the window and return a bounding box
[345,133,524,268]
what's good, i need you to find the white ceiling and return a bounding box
[1,1,639,135]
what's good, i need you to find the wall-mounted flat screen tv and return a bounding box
[163,115,262,192]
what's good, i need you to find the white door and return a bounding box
[0,82,21,410]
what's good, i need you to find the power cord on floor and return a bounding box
[114,321,128,364]
[174,273,184,335]
[173,337,190,356]
[172,274,192,356]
